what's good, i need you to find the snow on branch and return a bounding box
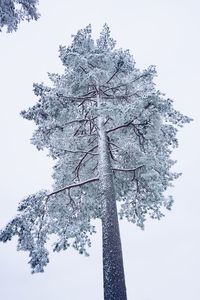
[101,92,141,100]
[112,165,144,172]
[64,117,97,126]
[74,145,98,179]
[106,121,133,134]
[63,149,98,155]
[48,177,99,197]
[56,92,97,104]
[107,120,148,134]
[106,59,124,84]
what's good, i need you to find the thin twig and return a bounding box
[106,68,120,84]
[108,141,120,148]
[79,66,88,74]
[75,145,98,179]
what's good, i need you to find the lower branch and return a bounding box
[48,177,99,197]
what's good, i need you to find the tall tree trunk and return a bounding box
[97,92,127,300]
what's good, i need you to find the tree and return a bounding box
[0,24,191,299]
[0,0,39,32]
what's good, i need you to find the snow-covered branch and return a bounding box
[48,177,99,197]
[64,118,97,126]
[106,121,133,134]
[63,149,98,155]
[74,145,98,179]
[106,69,120,84]
[107,120,149,134]
[56,93,97,104]
[102,92,141,100]
[112,166,144,172]
[0,0,39,32]
[106,59,124,84]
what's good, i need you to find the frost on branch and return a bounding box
[0,24,192,272]
[0,0,39,32]
[0,188,97,272]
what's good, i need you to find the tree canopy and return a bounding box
[0,0,39,32]
[0,24,191,274]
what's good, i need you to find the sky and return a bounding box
[0,0,200,299]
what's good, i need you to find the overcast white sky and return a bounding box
[0,1,199,299]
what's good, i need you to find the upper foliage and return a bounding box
[0,0,39,32]
[0,24,191,272]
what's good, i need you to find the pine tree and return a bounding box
[0,24,191,299]
[0,0,39,32]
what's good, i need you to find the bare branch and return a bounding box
[48,177,99,197]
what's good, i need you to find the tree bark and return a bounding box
[97,92,127,300]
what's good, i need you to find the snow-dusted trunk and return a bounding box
[97,92,127,300]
